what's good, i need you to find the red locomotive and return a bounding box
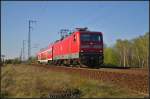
[37,28,103,67]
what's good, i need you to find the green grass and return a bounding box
[1,64,145,98]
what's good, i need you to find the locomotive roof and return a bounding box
[39,43,53,52]
[57,30,102,41]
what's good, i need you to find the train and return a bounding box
[37,27,103,68]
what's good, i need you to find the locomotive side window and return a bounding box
[73,35,76,42]
[47,50,51,54]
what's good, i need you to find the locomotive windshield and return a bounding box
[80,34,102,42]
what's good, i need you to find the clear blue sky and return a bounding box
[1,1,149,59]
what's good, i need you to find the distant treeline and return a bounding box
[104,32,149,68]
[3,57,36,65]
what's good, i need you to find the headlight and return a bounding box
[81,50,84,52]
[99,50,103,52]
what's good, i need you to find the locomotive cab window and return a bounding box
[80,34,102,42]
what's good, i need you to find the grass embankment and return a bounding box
[1,64,144,98]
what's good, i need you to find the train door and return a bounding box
[52,46,53,61]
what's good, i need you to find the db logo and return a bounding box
[90,42,93,45]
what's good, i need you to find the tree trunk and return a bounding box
[119,52,122,66]
[137,55,141,68]
[147,55,149,68]
[141,60,144,68]
[123,48,126,67]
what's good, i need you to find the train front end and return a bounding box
[79,31,103,67]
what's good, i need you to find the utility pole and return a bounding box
[28,20,36,60]
[22,40,25,61]
[1,55,5,66]
[20,48,22,61]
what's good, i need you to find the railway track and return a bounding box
[30,64,149,96]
